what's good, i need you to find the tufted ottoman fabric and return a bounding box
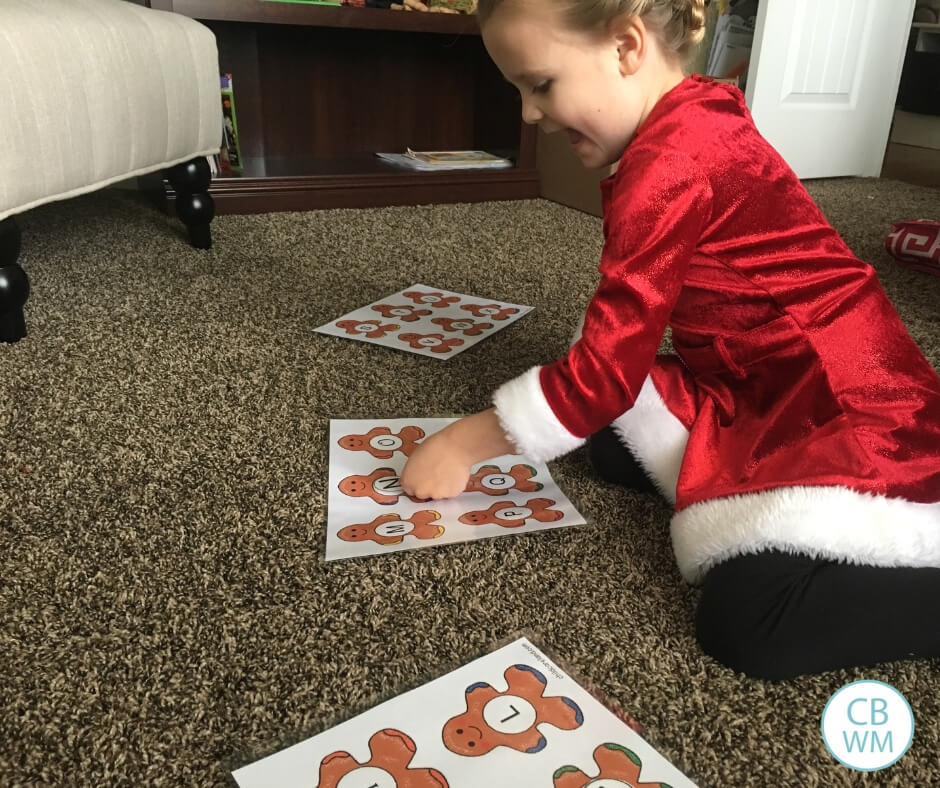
[0,0,221,342]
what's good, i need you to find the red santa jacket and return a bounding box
[493,76,940,582]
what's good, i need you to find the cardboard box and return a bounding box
[536,128,615,217]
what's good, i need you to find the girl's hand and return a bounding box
[399,430,473,500]
[399,408,517,500]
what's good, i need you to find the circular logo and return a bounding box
[375,520,414,538]
[450,320,474,330]
[419,295,441,303]
[416,337,442,347]
[821,680,914,771]
[355,322,379,333]
[477,306,500,316]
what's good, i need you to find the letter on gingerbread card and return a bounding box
[338,468,427,505]
[465,464,543,496]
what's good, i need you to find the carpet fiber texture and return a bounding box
[2,179,938,786]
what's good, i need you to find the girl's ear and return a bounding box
[609,14,647,76]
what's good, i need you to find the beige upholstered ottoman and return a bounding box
[0,0,221,342]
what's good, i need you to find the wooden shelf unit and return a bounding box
[149,0,537,213]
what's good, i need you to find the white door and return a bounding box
[745,0,915,178]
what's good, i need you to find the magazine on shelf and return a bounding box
[219,73,243,170]
[376,148,514,171]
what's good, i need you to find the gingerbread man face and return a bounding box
[442,664,583,757]
[458,498,563,528]
[316,728,448,788]
[338,511,443,545]
[552,743,670,788]
[338,426,426,459]
[372,304,432,322]
[402,290,460,308]
[335,319,399,338]
[460,303,519,321]
[430,317,493,336]
[465,464,543,496]
[338,468,426,505]
[398,333,464,354]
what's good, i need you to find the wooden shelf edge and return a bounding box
[153,0,481,35]
[155,168,540,213]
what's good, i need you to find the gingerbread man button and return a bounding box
[372,304,432,322]
[338,511,444,545]
[465,464,543,496]
[402,290,460,308]
[460,303,519,321]
[552,742,672,788]
[335,320,399,338]
[442,664,583,756]
[315,729,448,788]
[431,317,493,336]
[398,333,464,354]
[338,468,427,505]
[338,426,426,459]
[458,498,563,527]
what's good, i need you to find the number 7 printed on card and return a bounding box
[326,418,587,561]
[231,636,700,787]
[314,284,533,359]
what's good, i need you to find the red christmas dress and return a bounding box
[493,76,940,583]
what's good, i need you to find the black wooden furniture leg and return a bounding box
[0,217,29,343]
[167,157,214,250]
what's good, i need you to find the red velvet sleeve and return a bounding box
[539,147,713,438]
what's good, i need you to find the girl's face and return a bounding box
[482,2,675,168]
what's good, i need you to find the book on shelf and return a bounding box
[375,148,513,171]
[219,73,243,171]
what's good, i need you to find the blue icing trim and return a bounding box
[525,734,547,753]
[561,696,584,725]
[465,681,490,694]
[514,664,547,685]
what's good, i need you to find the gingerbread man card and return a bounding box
[231,637,700,787]
[314,285,532,359]
[326,419,587,561]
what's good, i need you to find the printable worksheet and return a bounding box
[314,285,532,359]
[325,418,586,561]
[231,636,700,787]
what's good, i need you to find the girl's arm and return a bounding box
[399,408,517,500]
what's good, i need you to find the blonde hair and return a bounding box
[478,0,707,61]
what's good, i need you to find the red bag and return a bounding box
[885,219,940,276]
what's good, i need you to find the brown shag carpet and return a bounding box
[1,179,938,786]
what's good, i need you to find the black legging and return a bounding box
[589,426,940,680]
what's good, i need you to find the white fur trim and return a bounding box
[611,375,689,505]
[672,486,940,584]
[492,366,585,463]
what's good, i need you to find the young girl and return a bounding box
[400,0,940,680]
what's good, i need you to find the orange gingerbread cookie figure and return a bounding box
[335,319,399,338]
[430,317,493,336]
[338,510,444,545]
[459,303,519,321]
[402,290,460,308]
[464,464,543,496]
[338,468,427,505]
[458,498,563,528]
[316,728,448,788]
[552,742,671,788]
[372,304,432,322]
[338,425,426,459]
[442,664,583,756]
[398,333,464,354]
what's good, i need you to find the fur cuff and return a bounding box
[611,375,689,505]
[672,486,940,584]
[493,366,585,463]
